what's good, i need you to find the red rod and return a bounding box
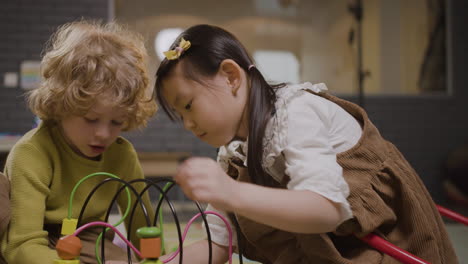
[436,205,468,226]
[360,233,430,264]
[358,204,466,263]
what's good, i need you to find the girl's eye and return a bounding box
[185,100,193,110]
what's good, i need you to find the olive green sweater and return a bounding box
[1,122,153,264]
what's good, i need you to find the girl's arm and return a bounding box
[175,157,342,234]
[161,239,230,264]
[230,181,342,233]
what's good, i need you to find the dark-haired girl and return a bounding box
[154,24,457,264]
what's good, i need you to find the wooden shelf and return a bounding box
[137,152,190,177]
[0,135,21,152]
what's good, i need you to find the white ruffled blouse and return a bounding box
[206,82,362,247]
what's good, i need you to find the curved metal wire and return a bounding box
[78,177,151,263]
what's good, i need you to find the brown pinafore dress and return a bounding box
[227,91,458,263]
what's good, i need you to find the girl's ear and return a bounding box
[219,59,243,95]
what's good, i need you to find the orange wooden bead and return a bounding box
[140,237,161,259]
[56,235,82,260]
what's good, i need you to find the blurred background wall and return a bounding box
[0,0,467,205]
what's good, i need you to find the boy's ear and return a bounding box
[219,59,242,95]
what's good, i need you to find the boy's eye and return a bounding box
[84,117,98,123]
[111,120,124,126]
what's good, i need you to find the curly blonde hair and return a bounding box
[28,20,157,131]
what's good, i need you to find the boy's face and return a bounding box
[60,100,127,159]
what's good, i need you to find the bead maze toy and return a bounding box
[54,172,467,264]
[53,172,234,264]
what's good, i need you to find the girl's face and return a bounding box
[162,61,249,147]
[60,99,127,159]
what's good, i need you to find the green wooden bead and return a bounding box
[136,226,161,238]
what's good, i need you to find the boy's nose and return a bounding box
[95,124,111,139]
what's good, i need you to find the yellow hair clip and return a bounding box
[163,38,191,60]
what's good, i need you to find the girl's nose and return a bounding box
[183,117,196,130]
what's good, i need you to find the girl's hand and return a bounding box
[174,157,238,211]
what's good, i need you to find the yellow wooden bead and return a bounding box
[53,260,80,264]
[61,218,78,235]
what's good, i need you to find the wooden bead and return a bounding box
[56,235,82,260]
[136,226,161,238]
[140,237,162,259]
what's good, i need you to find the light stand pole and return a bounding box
[348,0,366,108]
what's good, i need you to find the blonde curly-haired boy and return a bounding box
[1,20,157,264]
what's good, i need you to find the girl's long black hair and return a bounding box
[155,24,285,185]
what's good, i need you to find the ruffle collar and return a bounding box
[262,82,328,181]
